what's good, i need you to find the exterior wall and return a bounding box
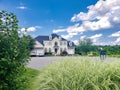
[31,41,44,56]
[31,48,44,56]
[44,37,68,55]
[68,48,75,55]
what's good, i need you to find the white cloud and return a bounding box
[80,35,86,40]
[61,34,73,40]
[35,26,42,29]
[20,26,42,34]
[52,23,83,39]
[89,34,103,43]
[115,37,120,44]
[110,30,120,37]
[71,0,120,31]
[53,29,66,33]
[109,30,120,45]
[72,40,79,45]
[66,23,85,33]
[90,34,103,39]
[17,6,27,10]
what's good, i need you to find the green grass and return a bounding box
[32,58,120,90]
[19,68,39,90]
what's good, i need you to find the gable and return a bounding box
[34,40,43,48]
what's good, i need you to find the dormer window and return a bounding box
[49,35,52,40]
[69,42,72,46]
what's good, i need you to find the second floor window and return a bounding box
[49,48,51,52]
[64,42,66,45]
[55,42,58,46]
[60,42,62,45]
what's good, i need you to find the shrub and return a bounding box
[34,59,120,90]
[45,52,52,56]
[60,50,68,56]
[0,10,30,90]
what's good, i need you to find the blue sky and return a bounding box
[0,0,120,45]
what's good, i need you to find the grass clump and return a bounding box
[33,58,120,90]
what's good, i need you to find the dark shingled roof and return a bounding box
[35,33,75,47]
[35,36,49,45]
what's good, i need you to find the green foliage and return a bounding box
[75,38,120,57]
[75,38,93,55]
[26,35,35,51]
[60,50,68,56]
[0,10,30,90]
[45,52,52,56]
[33,59,120,90]
[20,68,39,90]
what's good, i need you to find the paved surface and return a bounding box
[27,56,120,70]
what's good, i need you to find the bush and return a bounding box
[88,52,98,56]
[0,10,30,90]
[60,50,68,56]
[45,52,52,56]
[34,59,120,90]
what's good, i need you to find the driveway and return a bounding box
[27,56,120,70]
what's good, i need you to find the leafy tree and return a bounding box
[75,38,93,55]
[26,35,35,51]
[0,10,30,90]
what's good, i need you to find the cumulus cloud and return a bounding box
[52,23,84,39]
[110,30,120,37]
[20,26,42,34]
[109,30,120,45]
[61,34,73,40]
[72,40,79,45]
[53,29,66,33]
[89,34,103,43]
[71,0,120,31]
[114,37,120,44]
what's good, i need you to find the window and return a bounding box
[55,42,58,46]
[60,48,62,52]
[60,41,62,45]
[49,48,51,52]
[64,42,66,45]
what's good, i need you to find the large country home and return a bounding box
[31,33,75,56]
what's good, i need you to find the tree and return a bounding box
[26,35,35,51]
[0,10,30,90]
[75,38,93,55]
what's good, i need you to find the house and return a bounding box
[31,33,75,56]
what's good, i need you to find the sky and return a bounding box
[0,0,120,45]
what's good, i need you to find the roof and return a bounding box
[35,36,49,45]
[35,33,75,47]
